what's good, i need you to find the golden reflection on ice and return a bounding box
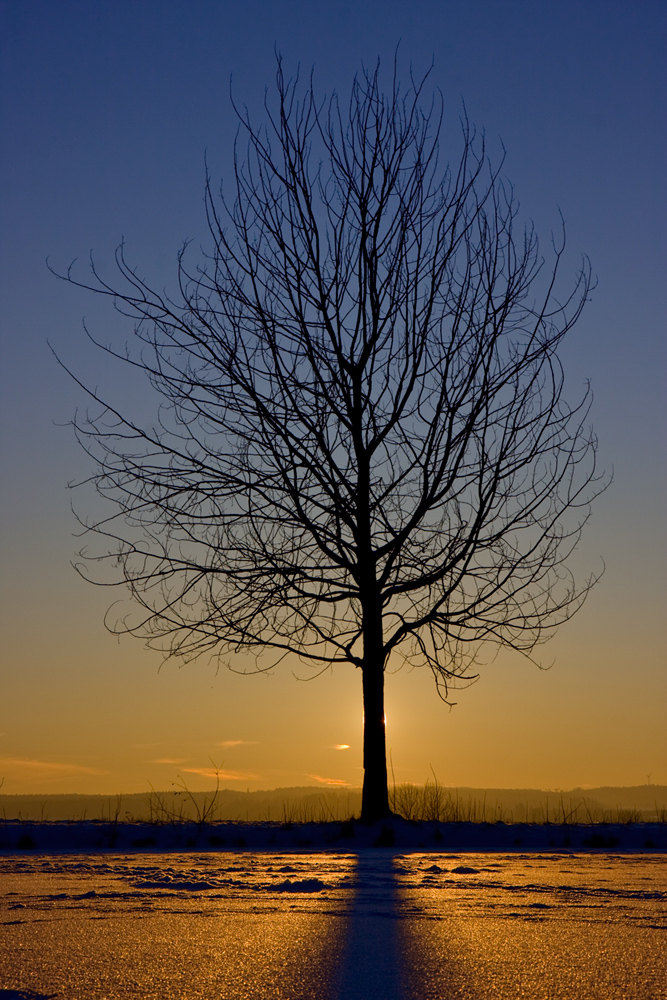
[0,851,665,999]
[394,853,667,1000]
[0,853,353,999]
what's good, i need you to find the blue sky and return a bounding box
[1,0,665,793]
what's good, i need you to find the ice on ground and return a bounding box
[1,814,666,998]
[1,850,665,997]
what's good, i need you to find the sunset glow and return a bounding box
[0,2,664,797]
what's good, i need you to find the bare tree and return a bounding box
[56,61,604,821]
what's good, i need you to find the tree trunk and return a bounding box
[360,657,390,821]
[356,448,390,821]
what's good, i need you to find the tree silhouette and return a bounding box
[57,61,604,820]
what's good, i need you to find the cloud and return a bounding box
[148,758,191,765]
[331,744,350,750]
[215,740,259,749]
[0,757,106,777]
[306,773,350,786]
[181,767,258,781]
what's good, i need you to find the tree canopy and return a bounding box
[57,61,605,818]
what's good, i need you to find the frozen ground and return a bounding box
[0,845,665,999]
[1,817,666,853]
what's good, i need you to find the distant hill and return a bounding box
[1,784,665,823]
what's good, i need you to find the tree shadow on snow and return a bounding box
[333,851,405,1000]
[0,992,59,999]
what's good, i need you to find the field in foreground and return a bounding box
[1,816,666,854]
[1,849,665,998]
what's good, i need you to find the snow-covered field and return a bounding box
[1,817,666,853]
[1,823,665,998]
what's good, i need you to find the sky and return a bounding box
[1,0,665,796]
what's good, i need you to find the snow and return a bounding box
[1,816,665,855]
[1,820,665,997]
